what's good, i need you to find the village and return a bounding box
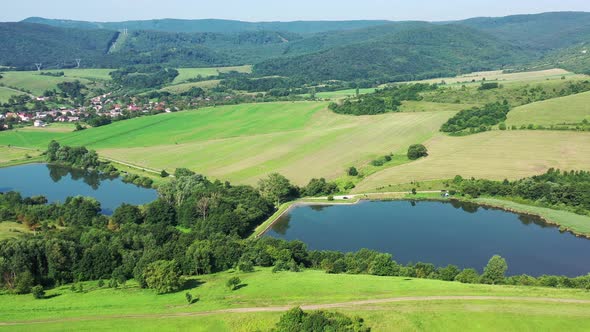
[0,92,175,129]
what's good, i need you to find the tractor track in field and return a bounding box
[2,296,590,326]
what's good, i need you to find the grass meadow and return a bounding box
[2,268,590,331]
[0,101,453,185]
[354,130,590,192]
[507,90,590,126]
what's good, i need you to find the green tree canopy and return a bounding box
[144,260,183,294]
[481,255,508,285]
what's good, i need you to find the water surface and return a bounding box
[265,200,590,276]
[0,163,158,214]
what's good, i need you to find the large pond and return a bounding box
[264,200,590,277]
[0,164,158,215]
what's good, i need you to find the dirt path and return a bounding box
[2,296,590,326]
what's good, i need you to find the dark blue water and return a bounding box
[265,200,590,277]
[0,164,158,215]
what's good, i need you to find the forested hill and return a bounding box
[4,12,590,79]
[22,17,393,34]
[458,12,590,50]
[0,22,117,69]
[254,25,534,81]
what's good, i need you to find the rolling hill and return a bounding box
[254,25,534,81]
[0,22,117,69]
[22,17,393,34]
[2,12,590,81]
[459,11,590,50]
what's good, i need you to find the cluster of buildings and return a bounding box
[1,93,174,129]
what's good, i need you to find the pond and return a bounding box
[0,163,158,215]
[264,200,590,277]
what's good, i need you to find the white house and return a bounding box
[34,120,46,127]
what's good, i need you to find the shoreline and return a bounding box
[254,194,590,239]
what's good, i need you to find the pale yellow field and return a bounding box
[354,131,590,192]
[407,68,584,85]
[99,108,454,185]
[507,91,590,126]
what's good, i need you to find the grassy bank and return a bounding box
[2,268,590,331]
[473,197,590,237]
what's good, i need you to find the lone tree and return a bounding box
[407,144,428,160]
[144,260,183,294]
[258,173,294,208]
[481,255,508,285]
[347,167,358,176]
[226,276,241,291]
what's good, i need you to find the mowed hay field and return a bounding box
[2,268,590,331]
[507,90,590,126]
[409,68,583,85]
[354,130,590,192]
[0,101,452,185]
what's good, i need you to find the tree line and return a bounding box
[329,84,437,115]
[456,168,590,215]
[440,101,511,134]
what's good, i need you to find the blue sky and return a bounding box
[3,0,590,22]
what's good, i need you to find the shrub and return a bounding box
[226,276,241,290]
[407,144,428,160]
[31,285,45,299]
[347,167,358,176]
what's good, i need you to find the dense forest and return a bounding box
[5,12,590,81]
[254,25,534,82]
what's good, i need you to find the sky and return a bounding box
[2,0,590,22]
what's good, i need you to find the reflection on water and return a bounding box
[47,164,117,190]
[0,163,157,215]
[265,200,590,277]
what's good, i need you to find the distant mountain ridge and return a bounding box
[2,12,589,80]
[22,17,393,34]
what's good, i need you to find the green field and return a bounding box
[354,130,590,192]
[2,268,590,331]
[0,101,453,185]
[160,80,222,93]
[310,88,377,99]
[0,71,94,96]
[507,90,590,126]
[0,86,27,102]
[0,146,40,165]
[173,65,252,84]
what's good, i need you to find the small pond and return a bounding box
[0,163,158,215]
[264,200,590,277]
